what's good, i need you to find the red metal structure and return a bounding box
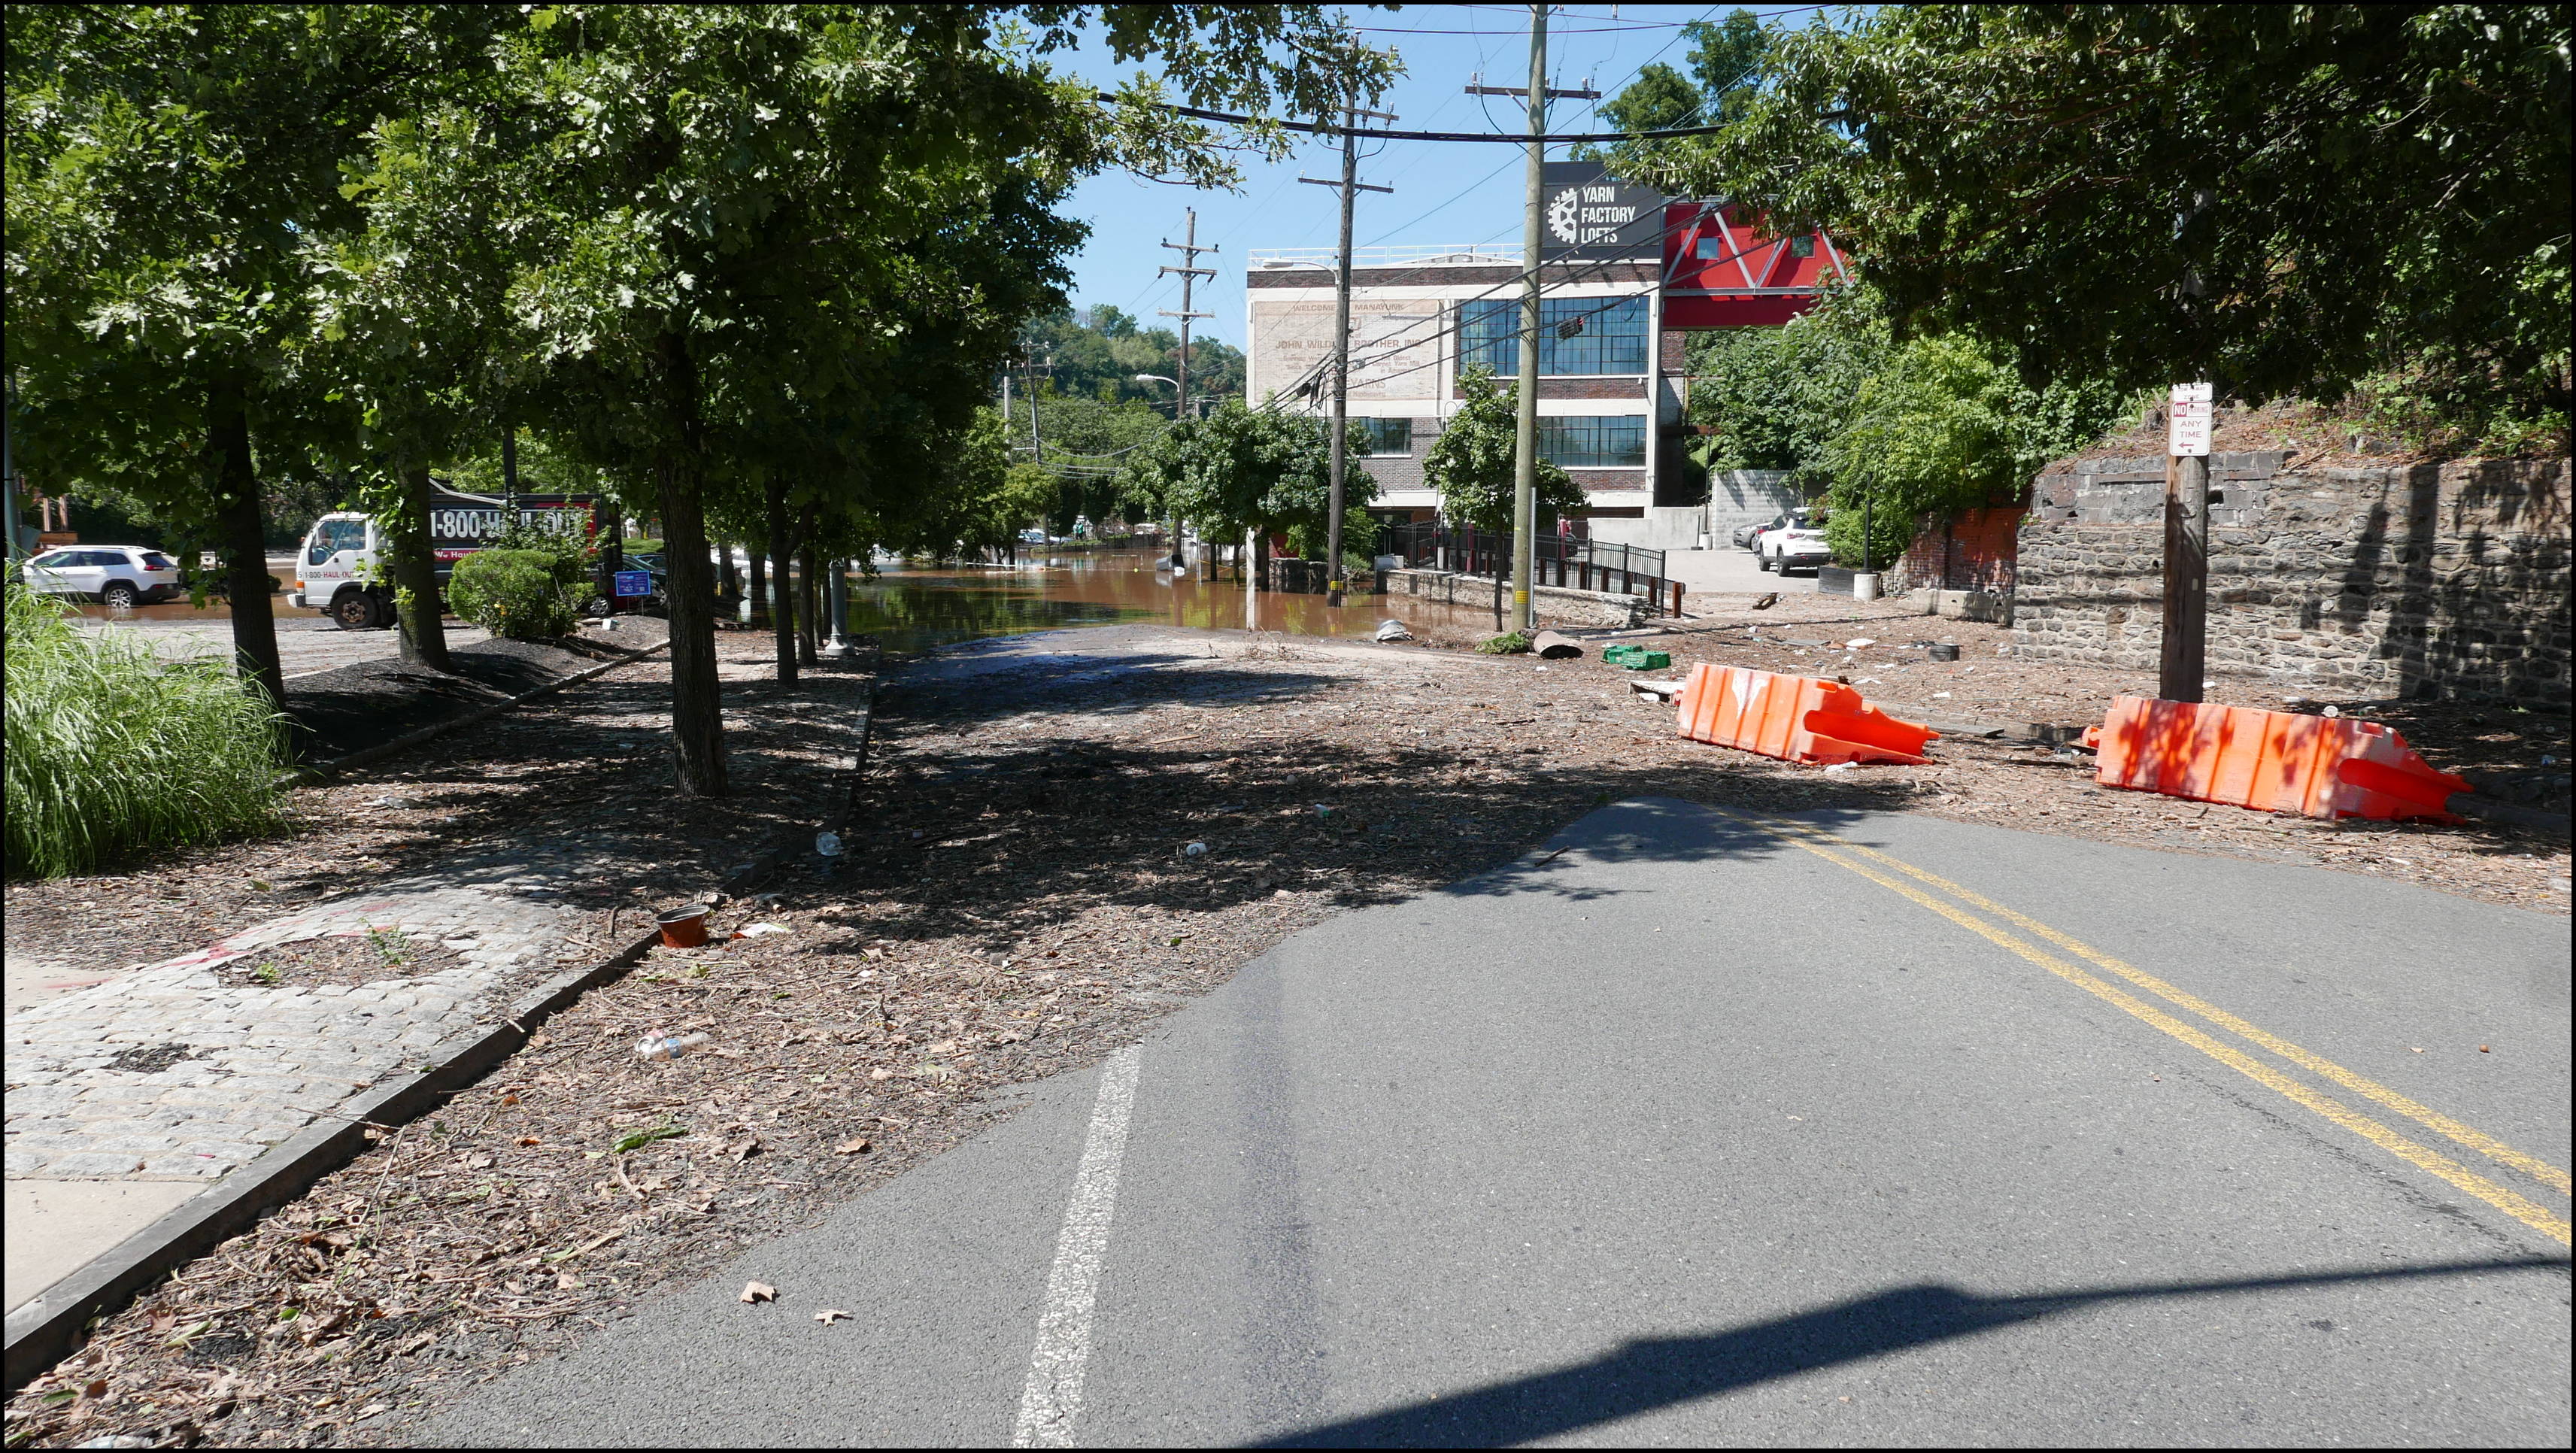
[1659,202,1846,329]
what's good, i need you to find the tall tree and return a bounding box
[1645,4,2571,417]
[1424,368,1582,532]
[5,5,505,708]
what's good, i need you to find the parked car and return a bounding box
[1729,520,1767,549]
[1759,514,1833,574]
[19,545,187,608]
[1018,528,1048,544]
[1743,508,1811,553]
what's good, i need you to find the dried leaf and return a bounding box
[833,1137,872,1156]
[739,1282,777,1304]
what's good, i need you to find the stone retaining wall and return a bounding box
[2012,455,2570,705]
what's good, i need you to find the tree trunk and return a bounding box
[766,478,797,683]
[745,536,766,629]
[655,336,727,797]
[387,466,451,672]
[208,376,284,709]
[796,515,821,669]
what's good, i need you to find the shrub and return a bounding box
[5,581,286,878]
[447,548,575,639]
[1477,629,1534,655]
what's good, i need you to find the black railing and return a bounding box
[1377,521,1679,616]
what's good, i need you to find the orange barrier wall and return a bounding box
[2090,695,2470,821]
[1674,663,1939,766]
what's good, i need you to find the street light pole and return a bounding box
[1158,210,1215,570]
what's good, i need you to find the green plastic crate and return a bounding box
[1604,645,1671,670]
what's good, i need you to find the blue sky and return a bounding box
[1045,5,1843,350]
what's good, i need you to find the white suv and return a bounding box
[20,546,187,608]
[1759,517,1834,575]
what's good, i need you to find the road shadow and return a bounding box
[1252,1256,2571,1448]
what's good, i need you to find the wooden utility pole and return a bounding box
[1469,11,1595,632]
[1301,102,1394,607]
[1158,210,1215,569]
[2160,381,2213,702]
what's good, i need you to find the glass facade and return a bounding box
[1350,418,1412,457]
[1537,416,1646,469]
[1458,296,1648,376]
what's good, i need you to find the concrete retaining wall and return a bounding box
[2012,454,2570,704]
[1705,469,1805,540]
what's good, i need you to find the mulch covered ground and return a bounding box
[7,611,2565,1449]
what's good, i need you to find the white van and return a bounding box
[286,491,597,630]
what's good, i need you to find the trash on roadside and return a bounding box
[1375,619,1414,642]
[740,1282,778,1304]
[656,905,711,948]
[1628,678,1685,703]
[635,1031,711,1062]
[1314,804,1335,821]
[1531,630,1584,659]
[737,923,790,938]
[815,1309,851,1324]
[1824,762,1857,773]
[1603,645,1672,671]
[815,831,844,857]
[1184,841,1208,857]
[2322,705,2341,718]
[1846,638,1876,649]
[1928,643,1961,662]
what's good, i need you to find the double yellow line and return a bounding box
[1713,808,2572,1246]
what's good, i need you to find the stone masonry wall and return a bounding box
[2012,453,2570,705]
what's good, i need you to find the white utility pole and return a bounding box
[1301,102,1394,606]
[1158,210,1215,569]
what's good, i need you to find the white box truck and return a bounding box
[286,490,599,629]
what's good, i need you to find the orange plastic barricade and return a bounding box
[1673,663,1939,766]
[2089,695,2470,821]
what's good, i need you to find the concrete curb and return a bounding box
[2,925,662,1392]
[5,650,877,1394]
[278,635,674,787]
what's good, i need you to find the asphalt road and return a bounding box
[429,799,2571,1447]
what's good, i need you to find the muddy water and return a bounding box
[845,550,1503,654]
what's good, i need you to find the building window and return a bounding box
[1537,416,1646,469]
[1458,296,1648,377]
[1349,418,1412,457]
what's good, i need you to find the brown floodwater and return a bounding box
[845,550,1503,654]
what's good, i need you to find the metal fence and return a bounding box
[1378,521,1678,616]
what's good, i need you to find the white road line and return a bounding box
[1012,1046,1142,1449]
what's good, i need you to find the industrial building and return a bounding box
[1243,162,1843,545]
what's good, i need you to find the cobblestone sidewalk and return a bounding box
[5,886,569,1182]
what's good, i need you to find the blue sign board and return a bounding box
[613,570,652,598]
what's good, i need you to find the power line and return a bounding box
[1095,90,1741,144]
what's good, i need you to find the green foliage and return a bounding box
[1022,307,1247,410]
[1587,11,1773,171]
[1422,367,1585,532]
[1820,334,2127,569]
[1118,403,1373,547]
[446,549,575,640]
[1476,630,1534,656]
[5,581,284,878]
[484,515,597,586]
[1644,4,2570,430]
[1689,286,1893,487]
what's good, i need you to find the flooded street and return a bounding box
[845,548,1503,654]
